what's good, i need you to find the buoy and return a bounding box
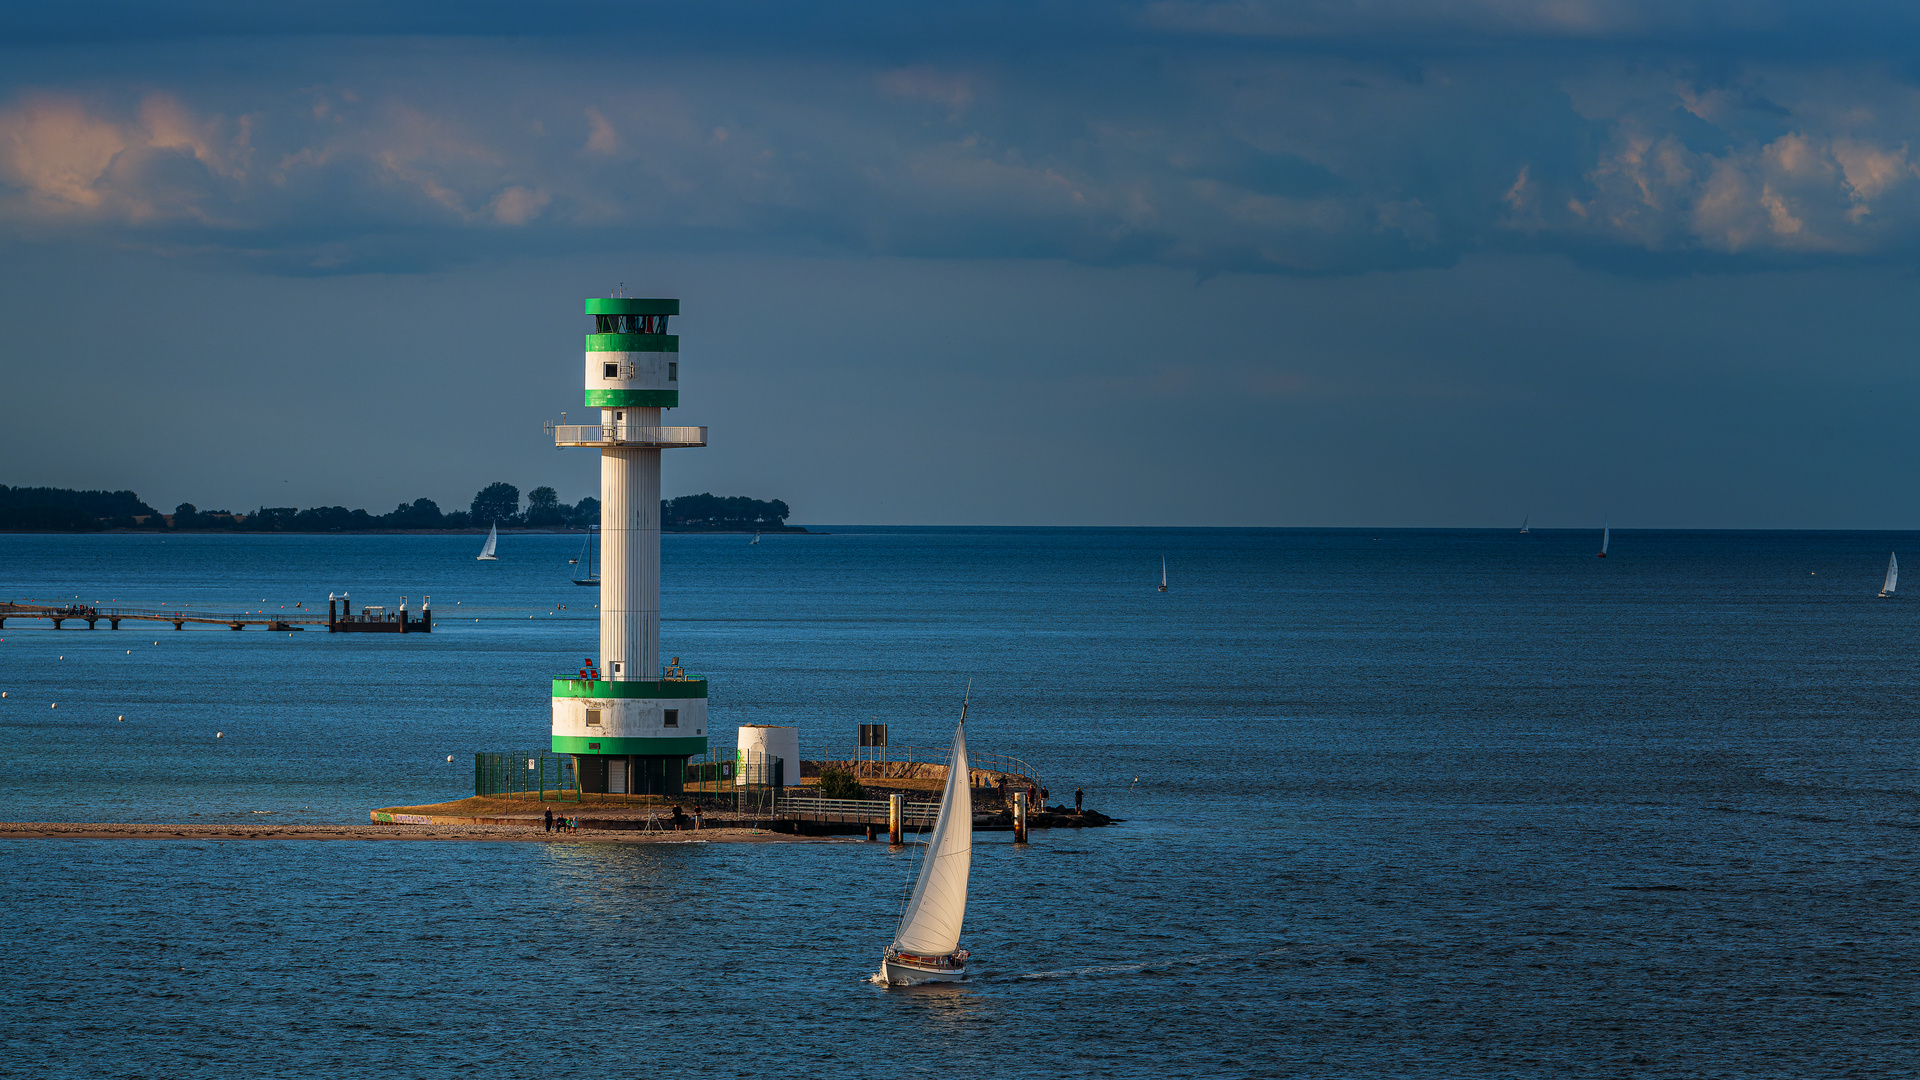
[118,715,124,721]
[446,755,454,762]
[50,703,56,709]
[1,691,7,697]
[216,732,222,738]
[127,650,132,654]
[59,655,64,660]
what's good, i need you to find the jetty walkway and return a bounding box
[0,600,328,632]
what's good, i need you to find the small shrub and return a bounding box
[818,768,866,800]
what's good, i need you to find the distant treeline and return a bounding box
[0,484,794,532]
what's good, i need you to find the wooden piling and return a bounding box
[1013,790,1029,843]
[888,793,904,845]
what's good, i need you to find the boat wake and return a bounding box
[1012,948,1287,982]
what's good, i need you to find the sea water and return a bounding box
[4,528,1920,1077]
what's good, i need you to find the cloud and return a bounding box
[7,11,1920,275]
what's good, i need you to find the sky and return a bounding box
[5,1,1920,527]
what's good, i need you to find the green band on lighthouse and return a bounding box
[585,333,678,352]
[552,678,709,698]
[585,298,680,316]
[584,389,679,407]
[552,735,709,755]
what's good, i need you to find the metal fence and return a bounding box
[475,752,580,802]
[476,750,785,812]
[778,794,941,823]
[680,752,785,815]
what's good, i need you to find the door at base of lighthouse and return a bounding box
[607,757,628,794]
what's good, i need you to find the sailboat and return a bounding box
[476,522,499,561]
[1880,552,1899,598]
[1520,516,1530,534]
[571,525,598,586]
[1597,523,1609,559]
[750,530,761,545]
[1158,552,1168,593]
[878,696,973,986]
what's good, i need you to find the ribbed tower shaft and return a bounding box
[600,406,660,680]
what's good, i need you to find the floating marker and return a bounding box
[50,703,56,709]
[216,732,222,738]
[118,715,124,721]
[446,755,454,762]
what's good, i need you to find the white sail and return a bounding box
[477,523,498,560]
[1520,516,1529,533]
[892,722,972,957]
[1883,552,1898,596]
[1601,526,1609,555]
[1161,553,1167,588]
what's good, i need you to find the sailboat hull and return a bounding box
[881,951,968,986]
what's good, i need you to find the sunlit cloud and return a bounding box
[4,5,1920,275]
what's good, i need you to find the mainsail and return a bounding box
[1600,526,1609,556]
[892,722,972,957]
[1883,552,1899,596]
[477,523,499,560]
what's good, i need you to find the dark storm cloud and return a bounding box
[5,1,1920,275]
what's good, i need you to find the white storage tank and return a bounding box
[736,724,800,787]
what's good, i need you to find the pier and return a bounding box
[1,595,432,633]
[0,601,325,631]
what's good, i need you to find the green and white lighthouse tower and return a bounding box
[548,296,709,794]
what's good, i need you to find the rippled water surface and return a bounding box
[5,527,1920,1077]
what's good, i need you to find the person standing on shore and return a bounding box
[1075,787,1083,812]
[544,808,553,834]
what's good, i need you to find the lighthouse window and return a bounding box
[586,709,602,727]
[668,362,677,381]
[603,363,619,379]
[664,709,679,728]
[593,314,671,334]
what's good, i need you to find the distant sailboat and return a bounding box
[571,525,598,586]
[750,530,761,545]
[476,522,499,561]
[1597,523,1609,559]
[1519,516,1530,534]
[1880,552,1899,598]
[878,695,973,987]
[1158,552,1168,593]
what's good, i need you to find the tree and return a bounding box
[662,493,790,528]
[525,485,564,527]
[384,498,443,529]
[470,482,521,526]
[567,496,599,528]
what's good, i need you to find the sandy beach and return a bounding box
[0,821,847,843]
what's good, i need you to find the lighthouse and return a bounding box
[548,296,709,795]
